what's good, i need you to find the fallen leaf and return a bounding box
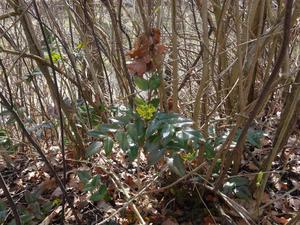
[201,216,215,225]
[51,187,62,198]
[271,215,289,225]
[288,197,300,211]
[162,218,179,225]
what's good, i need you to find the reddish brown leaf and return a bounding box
[127,28,166,76]
[127,61,147,76]
[271,215,289,225]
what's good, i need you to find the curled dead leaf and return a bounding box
[127,28,166,76]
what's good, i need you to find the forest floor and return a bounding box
[0,126,299,225]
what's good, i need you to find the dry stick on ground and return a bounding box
[232,0,293,174]
[0,173,21,225]
[0,93,81,224]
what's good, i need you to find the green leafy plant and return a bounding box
[87,73,207,176]
[3,191,55,225]
[77,170,109,202]
[222,177,251,200]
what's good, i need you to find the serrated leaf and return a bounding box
[85,141,102,158]
[103,137,113,156]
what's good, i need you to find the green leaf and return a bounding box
[77,170,91,184]
[161,124,175,146]
[213,158,222,174]
[0,200,7,223]
[41,201,53,214]
[116,131,129,151]
[127,123,138,142]
[182,150,197,161]
[99,124,119,133]
[247,128,263,148]
[150,98,160,108]
[52,198,62,207]
[133,76,149,90]
[144,135,161,153]
[135,117,145,145]
[183,128,205,142]
[24,191,38,204]
[222,177,250,199]
[45,51,61,63]
[90,185,107,201]
[149,74,161,90]
[134,97,146,106]
[256,171,264,187]
[148,148,165,165]
[234,185,251,200]
[204,142,215,160]
[87,130,106,138]
[86,141,102,158]
[103,137,113,156]
[167,155,185,177]
[84,175,100,192]
[145,119,162,138]
[128,145,139,161]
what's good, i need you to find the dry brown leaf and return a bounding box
[127,61,147,76]
[288,197,300,211]
[127,28,166,76]
[262,192,271,204]
[51,187,62,198]
[271,215,289,225]
[201,216,215,225]
[162,218,179,225]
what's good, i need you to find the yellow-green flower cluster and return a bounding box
[136,103,156,120]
